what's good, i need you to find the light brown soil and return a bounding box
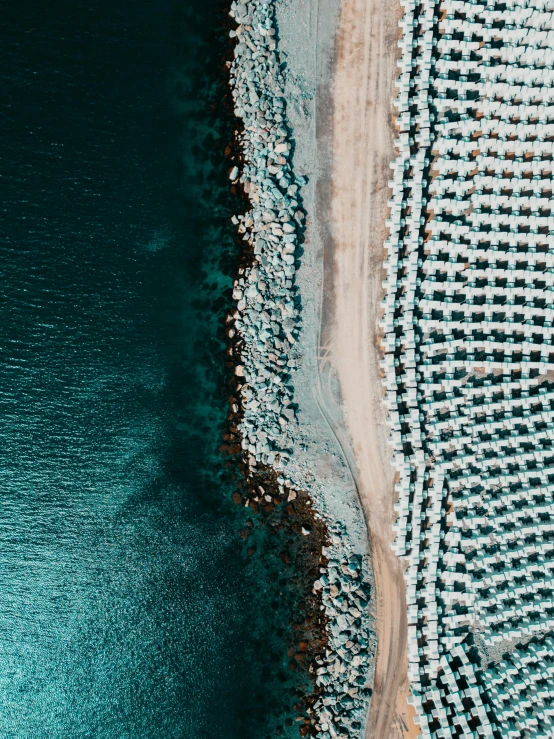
[323,0,421,736]
[394,680,422,739]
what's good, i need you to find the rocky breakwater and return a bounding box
[312,528,375,739]
[228,0,302,472]
[226,1,375,736]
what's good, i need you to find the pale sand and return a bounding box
[324,0,421,737]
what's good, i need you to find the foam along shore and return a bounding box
[226,0,376,736]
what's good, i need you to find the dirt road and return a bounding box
[315,0,421,736]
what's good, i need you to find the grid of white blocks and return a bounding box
[383,0,554,736]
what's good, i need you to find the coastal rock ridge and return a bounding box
[226,1,376,736]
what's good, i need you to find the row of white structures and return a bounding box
[384,0,554,736]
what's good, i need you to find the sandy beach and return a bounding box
[320,0,420,736]
[274,0,421,733]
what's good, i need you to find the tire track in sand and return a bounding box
[314,0,421,736]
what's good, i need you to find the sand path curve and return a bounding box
[314,0,421,736]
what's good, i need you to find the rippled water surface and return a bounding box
[1,1,303,737]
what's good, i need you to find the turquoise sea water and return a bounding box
[2,1,308,737]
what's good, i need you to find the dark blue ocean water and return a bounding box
[1,1,305,737]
